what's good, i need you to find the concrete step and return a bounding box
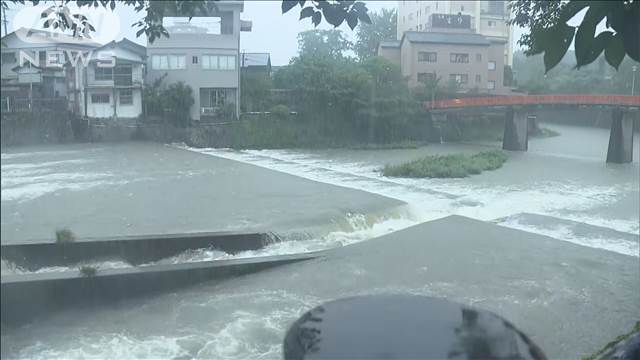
[1,252,321,326]
[1,231,274,270]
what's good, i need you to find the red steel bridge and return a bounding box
[424,94,639,163]
[425,94,640,110]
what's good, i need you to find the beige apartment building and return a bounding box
[380,31,506,94]
[397,0,512,65]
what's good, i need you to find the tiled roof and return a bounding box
[379,40,401,48]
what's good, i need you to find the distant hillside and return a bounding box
[512,50,638,95]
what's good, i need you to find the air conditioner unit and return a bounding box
[201,107,217,115]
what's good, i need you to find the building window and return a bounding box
[418,51,437,62]
[488,80,496,90]
[114,65,133,86]
[488,20,497,27]
[151,55,186,70]
[461,5,464,11]
[200,87,236,113]
[418,24,422,30]
[1,52,16,64]
[408,13,413,20]
[476,74,481,83]
[449,74,468,85]
[91,94,109,103]
[202,55,236,70]
[476,53,482,62]
[119,89,133,105]
[219,55,236,70]
[94,67,113,81]
[426,6,430,13]
[487,1,505,15]
[488,61,496,70]
[192,56,198,64]
[417,72,436,84]
[450,53,469,63]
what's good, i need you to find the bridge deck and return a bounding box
[426,95,640,110]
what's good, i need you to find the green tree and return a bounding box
[354,8,397,60]
[241,71,273,112]
[2,1,371,43]
[513,50,638,95]
[510,0,639,71]
[503,65,514,86]
[163,82,194,128]
[297,29,352,60]
[142,74,167,118]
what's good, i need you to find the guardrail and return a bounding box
[1,97,68,113]
[425,95,640,110]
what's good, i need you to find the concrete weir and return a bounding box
[1,231,272,270]
[1,252,320,326]
[607,108,636,163]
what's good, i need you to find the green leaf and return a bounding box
[312,12,321,27]
[574,4,607,67]
[322,5,345,27]
[576,31,610,69]
[346,11,358,30]
[281,0,297,14]
[558,0,589,23]
[604,32,625,70]
[356,8,371,25]
[543,23,575,73]
[620,1,640,62]
[299,6,314,20]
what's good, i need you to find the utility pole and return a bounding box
[632,65,637,96]
[1,5,8,36]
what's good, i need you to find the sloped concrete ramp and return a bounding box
[188,215,638,359]
[1,216,638,359]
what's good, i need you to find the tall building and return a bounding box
[396,0,512,66]
[146,1,251,120]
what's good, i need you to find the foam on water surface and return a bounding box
[182,146,639,257]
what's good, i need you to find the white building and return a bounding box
[396,0,513,66]
[69,39,146,120]
[146,1,251,121]
[0,28,100,111]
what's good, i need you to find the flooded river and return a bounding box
[1,123,638,359]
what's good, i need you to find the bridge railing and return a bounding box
[425,95,640,110]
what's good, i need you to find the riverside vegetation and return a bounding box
[383,150,508,178]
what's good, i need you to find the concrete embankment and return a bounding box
[1,252,320,326]
[1,231,270,270]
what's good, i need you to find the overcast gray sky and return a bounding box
[4,1,527,66]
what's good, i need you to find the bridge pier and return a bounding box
[502,107,528,151]
[606,109,635,163]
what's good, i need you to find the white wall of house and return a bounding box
[86,89,114,118]
[85,88,142,119]
[116,89,142,118]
